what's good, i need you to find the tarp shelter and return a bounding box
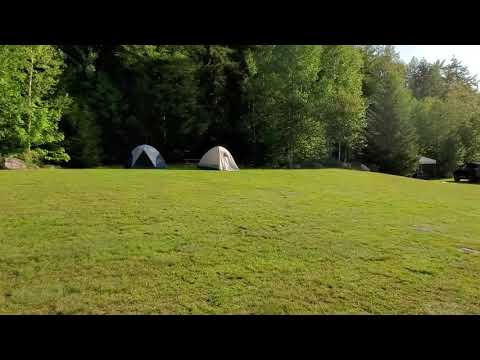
[419,156,437,165]
[416,156,436,178]
[198,146,239,171]
[128,144,167,168]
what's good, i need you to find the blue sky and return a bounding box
[395,45,480,78]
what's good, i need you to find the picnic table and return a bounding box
[184,158,200,165]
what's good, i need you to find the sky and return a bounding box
[395,45,480,78]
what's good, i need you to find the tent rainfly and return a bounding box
[198,146,239,171]
[128,144,167,168]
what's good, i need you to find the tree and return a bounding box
[443,57,478,93]
[316,45,366,162]
[116,45,205,161]
[0,45,70,163]
[441,86,480,173]
[249,45,325,166]
[410,63,480,177]
[60,46,103,167]
[218,45,260,163]
[407,57,445,99]
[3,44,479,174]
[361,46,418,175]
[0,46,24,155]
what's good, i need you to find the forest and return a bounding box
[1,45,479,177]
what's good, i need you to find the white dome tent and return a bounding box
[198,146,239,171]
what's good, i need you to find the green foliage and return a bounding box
[249,45,326,166]
[410,58,480,176]
[0,45,69,163]
[0,46,25,154]
[62,102,102,167]
[2,44,480,174]
[443,57,479,93]
[407,57,445,99]
[316,45,366,161]
[59,46,103,167]
[361,46,418,175]
[115,45,207,159]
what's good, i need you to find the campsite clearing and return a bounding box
[0,169,479,314]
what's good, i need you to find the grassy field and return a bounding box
[1,168,479,314]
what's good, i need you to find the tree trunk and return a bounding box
[290,141,295,168]
[27,51,34,157]
[338,142,341,162]
[162,113,167,144]
[287,138,293,168]
[251,102,257,165]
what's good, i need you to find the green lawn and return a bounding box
[1,168,479,314]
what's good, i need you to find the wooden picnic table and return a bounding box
[184,158,200,165]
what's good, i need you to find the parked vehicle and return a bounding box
[453,162,480,182]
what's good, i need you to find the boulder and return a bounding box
[0,157,27,170]
[360,164,370,172]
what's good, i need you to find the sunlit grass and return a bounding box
[1,168,479,314]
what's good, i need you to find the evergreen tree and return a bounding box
[362,46,418,175]
[443,56,478,93]
[407,57,445,99]
[60,46,103,167]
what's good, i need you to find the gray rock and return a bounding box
[1,157,27,170]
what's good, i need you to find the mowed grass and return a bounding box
[1,168,480,314]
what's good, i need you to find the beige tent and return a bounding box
[198,146,239,171]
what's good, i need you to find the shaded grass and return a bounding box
[1,168,480,314]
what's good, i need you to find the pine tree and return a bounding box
[362,46,418,175]
[60,46,103,167]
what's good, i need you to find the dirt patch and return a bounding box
[405,267,435,276]
[413,225,435,233]
[459,247,480,255]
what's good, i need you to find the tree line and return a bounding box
[1,45,479,176]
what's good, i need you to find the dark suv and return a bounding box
[453,162,480,182]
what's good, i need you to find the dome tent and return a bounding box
[127,144,167,169]
[198,146,239,171]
